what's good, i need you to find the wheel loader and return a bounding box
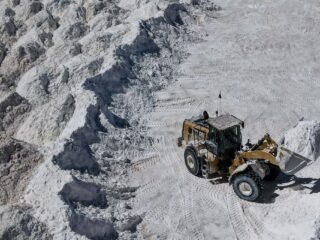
[177,111,312,201]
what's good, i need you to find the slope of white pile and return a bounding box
[283,121,320,179]
[284,121,320,161]
[17,1,174,239]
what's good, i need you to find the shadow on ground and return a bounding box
[263,173,320,203]
[206,172,320,204]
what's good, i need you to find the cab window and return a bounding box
[208,127,218,143]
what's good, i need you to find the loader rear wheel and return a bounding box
[264,164,280,181]
[232,171,263,202]
[184,148,201,176]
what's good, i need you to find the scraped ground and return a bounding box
[130,0,320,239]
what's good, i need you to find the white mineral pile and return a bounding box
[0,0,217,239]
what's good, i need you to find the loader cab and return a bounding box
[181,113,244,177]
[182,113,243,155]
[206,114,243,155]
[208,125,242,154]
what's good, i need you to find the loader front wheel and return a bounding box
[184,148,201,176]
[232,171,263,202]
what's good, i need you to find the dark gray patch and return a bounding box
[0,92,31,136]
[12,0,20,7]
[57,94,75,128]
[69,42,82,56]
[39,73,50,94]
[25,42,45,62]
[5,8,15,17]
[116,28,160,58]
[87,58,104,75]
[59,177,107,208]
[29,1,43,16]
[70,213,118,240]
[84,61,134,105]
[65,22,88,40]
[52,106,104,175]
[100,107,130,128]
[17,42,45,64]
[38,32,54,47]
[61,67,70,83]
[0,43,7,66]
[164,3,187,26]
[4,19,17,36]
[52,140,100,175]
[76,6,86,21]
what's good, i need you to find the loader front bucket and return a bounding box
[277,146,313,175]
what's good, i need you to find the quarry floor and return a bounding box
[129,0,320,239]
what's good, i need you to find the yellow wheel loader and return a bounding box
[177,111,312,202]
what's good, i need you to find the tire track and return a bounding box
[166,138,205,240]
[156,137,204,240]
[242,206,277,240]
[171,146,227,210]
[128,155,161,173]
[155,97,196,107]
[226,189,256,240]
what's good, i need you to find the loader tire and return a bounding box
[232,171,263,202]
[264,164,280,181]
[184,148,201,176]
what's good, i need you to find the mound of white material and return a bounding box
[283,121,320,161]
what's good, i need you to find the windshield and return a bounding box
[208,126,242,153]
[217,126,242,152]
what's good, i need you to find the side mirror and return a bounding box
[241,122,245,128]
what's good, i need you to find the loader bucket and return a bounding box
[277,146,313,175]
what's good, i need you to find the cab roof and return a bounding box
[190,114,243,131]
[206,114,243,130]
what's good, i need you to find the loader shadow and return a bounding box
[262,173,320,203]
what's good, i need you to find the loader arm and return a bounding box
[230,134,313,177]
[239,150,279,166]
